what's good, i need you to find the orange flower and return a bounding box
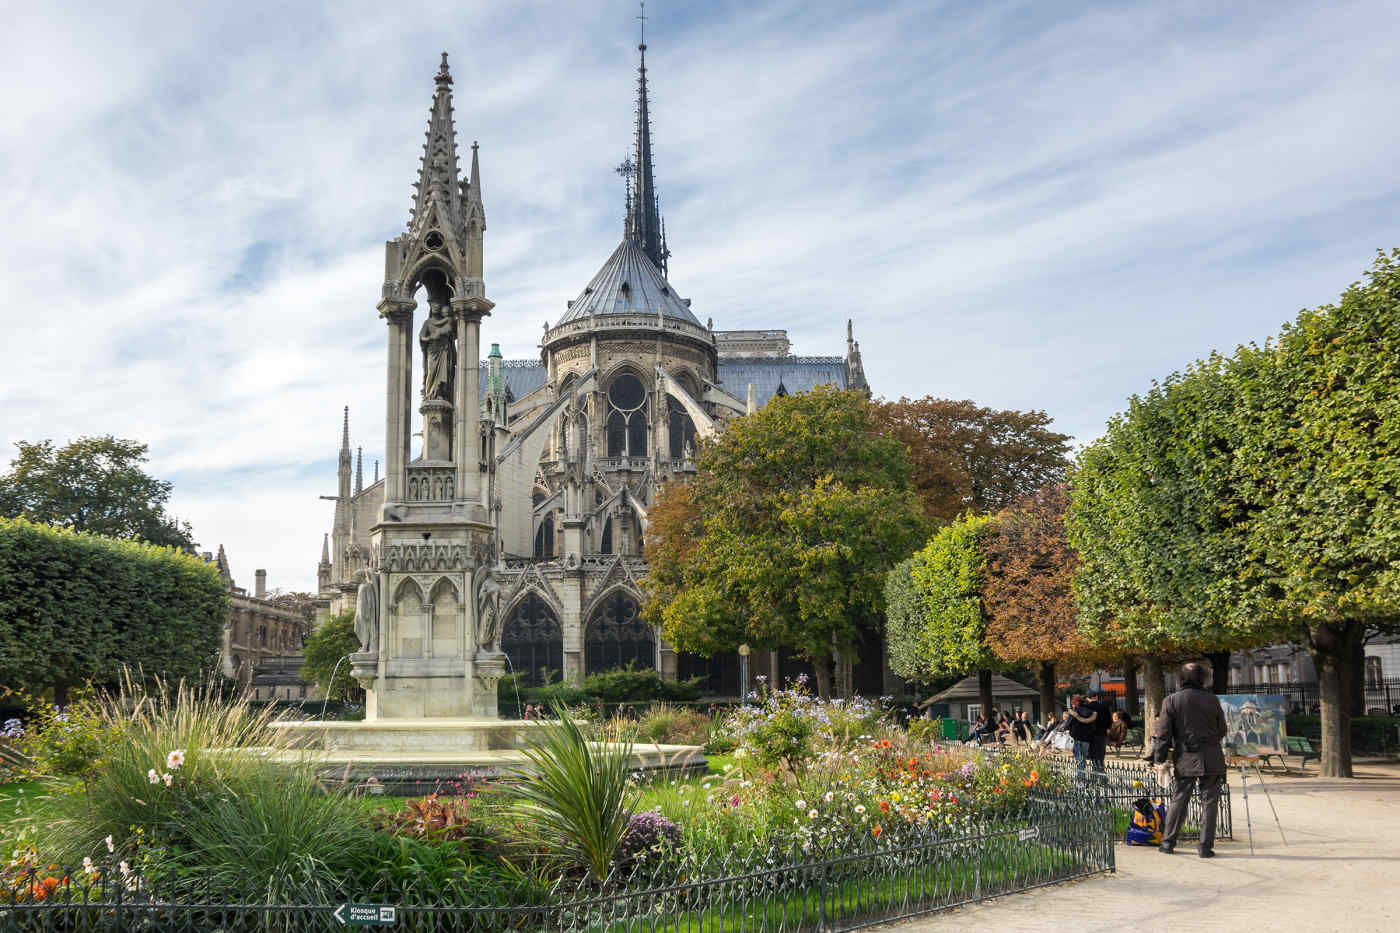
[1030,770,1039,781]
[879,800,891,814]
[872,825,883,838]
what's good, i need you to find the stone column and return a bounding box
[377,300,414,502]
[453,297,493,502]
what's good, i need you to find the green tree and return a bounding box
[645,386,929,698]
[0,436,195,550]
[1070,251,1400,776]
[885,513,1002,713]
[0,518,227,702]
[301,610,363,702]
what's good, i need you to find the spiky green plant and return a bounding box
[511,704,638,880]
[25,672,381,892]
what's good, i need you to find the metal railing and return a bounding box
[979,746,1232,841]
[0,795,1112,932]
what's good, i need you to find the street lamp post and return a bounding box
[738,643,751,705]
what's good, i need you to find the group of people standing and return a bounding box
[1040,690,1132,780]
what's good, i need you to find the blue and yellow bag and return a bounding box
[1125,797,1165,846]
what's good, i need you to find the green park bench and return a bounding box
[1286,735,1320,771]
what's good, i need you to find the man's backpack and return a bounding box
[1125,797,1165,846]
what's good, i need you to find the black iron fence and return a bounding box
[979,747,1232,842]
[1222,678,1400,717]
[0,794,1113,932]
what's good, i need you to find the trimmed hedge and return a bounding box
[0,517,228,696]
[498,667,704,713]
[1286,715,1400,756]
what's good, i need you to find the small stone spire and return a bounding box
[463,140,486,284]
[845,318,870,397]
[316,533,332,594]
[408,52,465,233]
[337,407,352,501]
[374,460,380,485]
[355,447,364,495]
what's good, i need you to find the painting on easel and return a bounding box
[1219,694,1289,758]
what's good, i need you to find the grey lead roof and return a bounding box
[555,238,700,326]
[478,360,547,401]
[716,357,849,408]
[479,356,848,410]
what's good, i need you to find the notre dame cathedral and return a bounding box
[315,37,869,705]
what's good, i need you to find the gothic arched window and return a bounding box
[668,396,697,460]
[502,594,563,686]
[606,373,648,458]
[586,591,654,674]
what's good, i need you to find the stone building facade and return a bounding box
[206,545,316,700]
[315,41,868,700]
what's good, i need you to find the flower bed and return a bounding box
[1,683,1117,931]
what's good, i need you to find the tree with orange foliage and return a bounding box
[868,398,1071,524]
[981,484,1124,719]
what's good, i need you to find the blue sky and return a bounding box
[1,0,1397,592]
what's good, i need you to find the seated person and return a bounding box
[1106,710,1129,746]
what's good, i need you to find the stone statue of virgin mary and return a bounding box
[420,298,456,402]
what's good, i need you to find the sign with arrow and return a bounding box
[333,904,396,926]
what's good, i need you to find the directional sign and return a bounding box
[1016,827,1040,842]
[333,904,396,926]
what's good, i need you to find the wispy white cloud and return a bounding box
[1,0,1397,590]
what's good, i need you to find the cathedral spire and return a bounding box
[627,6,669,277]
[408,52,464,232]
[339,407,352,469]
[320,533,331,565]
[355,447,364,495]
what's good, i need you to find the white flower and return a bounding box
[105,835,115,853]
[82,856,94,873]
[162,772,173,787]
[823,791,834,803]
[855,804,866,814]
[118,861,130,877]
[808,808,819,820]
[795,799,806,809]
[147,769,160,784]
[166,749,185,770]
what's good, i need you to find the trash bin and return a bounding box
[940,717,962,741]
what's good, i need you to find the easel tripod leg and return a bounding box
[1250,763,1288,846]
[1240,763,1255,856]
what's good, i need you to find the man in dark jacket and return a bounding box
[1067,695,1097,778]
[1088,691,1114,781]
[1151,662,1228,857]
